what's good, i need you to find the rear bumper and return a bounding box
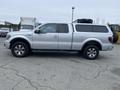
[102,44,114,51]
[4,40,10,49]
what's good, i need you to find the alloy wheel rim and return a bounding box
[14,44,25,56]
[87,47,97,58]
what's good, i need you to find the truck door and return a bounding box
[57,24,72,50]
[32,23,58,49]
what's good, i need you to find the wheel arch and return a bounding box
[10,38,31,50]
[82,40,102,51]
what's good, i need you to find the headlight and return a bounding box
[6,35,11,40]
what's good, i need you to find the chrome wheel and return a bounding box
[83,45,99,60]
[87,48,97,58]
[14,44,25,56]
[11,42,30,57]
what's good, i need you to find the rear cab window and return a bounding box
[93,26,108,33]
[75,24,109,33]
[75,25,92,32]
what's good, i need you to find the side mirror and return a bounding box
[34,30,41,34]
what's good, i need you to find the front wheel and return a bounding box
[11,42,29,57]
[83,45,99,60]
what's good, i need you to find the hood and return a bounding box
[20,29,33,31]
[8,30,33,36]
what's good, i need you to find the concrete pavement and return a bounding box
[0,38,120,90]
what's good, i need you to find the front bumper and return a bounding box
[4,40,10,49]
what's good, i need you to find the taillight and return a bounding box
[108,37,113,43]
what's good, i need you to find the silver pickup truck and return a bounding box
[4,23,113,60]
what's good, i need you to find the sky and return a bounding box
[0,0,119,24]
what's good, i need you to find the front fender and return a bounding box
[9,35,32,48]
[9,35,31,43]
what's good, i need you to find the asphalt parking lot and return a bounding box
[0,38,120,90]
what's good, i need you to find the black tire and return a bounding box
[11,42,30,57]
[83,45,99,60]
[78,50,82,54]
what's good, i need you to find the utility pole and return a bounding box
[72,7,75,23]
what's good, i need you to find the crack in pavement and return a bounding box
[69,59,111,80]
[69,58,99,68]
[0,60,16,68]
[34,82,57,90]
[94,64,109,79]
[0,56,110,89]
[12,80,24,90]
[0,66,56,90]
[0,66,38,90]
[15,71,39,90]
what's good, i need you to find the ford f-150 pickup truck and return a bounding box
[4,23,113,60]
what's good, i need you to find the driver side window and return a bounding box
[39,24,57,33]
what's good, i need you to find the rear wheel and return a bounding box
[11,42,30,57]
[83,45,99,60]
